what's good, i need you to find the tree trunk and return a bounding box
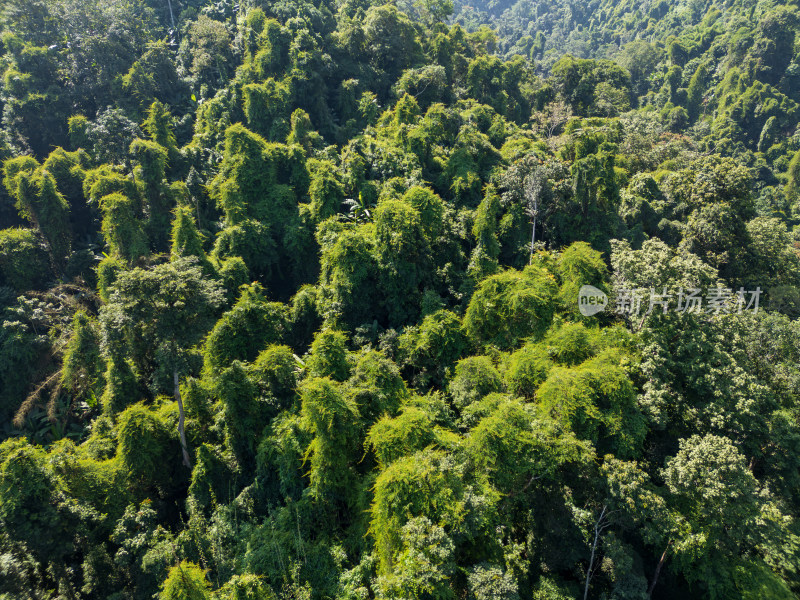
[583,505,607,600]
[647,542,671,598]
[174,368,192,469]
[165,0,175,29]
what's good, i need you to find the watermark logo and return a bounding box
[578,285,608,316]
[578,285,763,316]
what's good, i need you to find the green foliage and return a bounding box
[464,265,558,349]
[203,283,286,375]
[402,186,445,241]
[5,166,72,270]
[465,398,573,495]
[101,257,225,393]
[505,343,552,398]
[370,447,485,585]
[466,563,519,600]
[0,438,64,557]
[171,205,207,263]
[61,311,105,402]
[217,573,277,600]
[210,122,308,291]
[117,402,178,496]
[212,218,277,281]
[556,241,609,319]
[0,227,49,290]
[215,361,269,470]
[6,0,800,597]
[448,356,502,411]
[306,329,351,381]
[374,198,431,324]
[131,137,171,249]
[376,515,456,600]
[243,79,291,141]
[287,109,322,152]
[318,224,379,329]
[308,160,344,222]
[368,406,437,468]
[610,237,718,291]
[345,350,408,423]
[249,344,298,408]
[468,184,501,281]
[300,377,361,508]
[143,101,177,150]
[397,309,468,388]
[159,561,212,600]
[551,56,631,116]
[662,434,792,598]
[100,192,149,262]
[537,349,646,458]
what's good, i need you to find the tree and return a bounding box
[556,241,610,320]
[345,350,408,423]
[464,265,558,349]
[686,63,709,120]
[287,108,322,152]
[308,160,344,222]
[363,5,423,95]
[0,227,49,290]
[617,40,660,97]
[4,163,72,272]
[130,138,171,251]
[142,100,176,150]
[101,192,149,262]
[159,561,212,600]
[414,0,454,25]
[179,14,234,90]
[318,223,380,329]
[465,398,586,500]
[300,377,361,511]
[397,309,468,388]
[505,343,552,398]
[661,434,793,598]
[524,168,544,262]
[307,329,351,382]
[215,361,268,470]
[402,186,444,241]
[367,407,437,469]
[469,184,501,281]
[448,356,503,411]
[376,516,457,599]
[537,350,646,458]
[374,199,431,324]
[610,237,718,292]
[101,258,224,467]
[371,449,468,576]
[551,56,631,116]
[202,283,287,375]
[170,205,207,263]
[61,311,105,404]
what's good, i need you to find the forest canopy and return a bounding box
[0,0,799,598]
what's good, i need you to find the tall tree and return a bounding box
[101,258,224,467]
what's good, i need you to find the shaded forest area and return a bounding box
[0,0,799,597]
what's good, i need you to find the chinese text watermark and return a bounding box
[578,286,762,316]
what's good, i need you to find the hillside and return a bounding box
[0,0,799,598]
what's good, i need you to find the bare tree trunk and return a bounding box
[166,0,175,29]
[525,169,543,264]
[647,542,671,598]
[583,505,607,600]
[174,368,192,469]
